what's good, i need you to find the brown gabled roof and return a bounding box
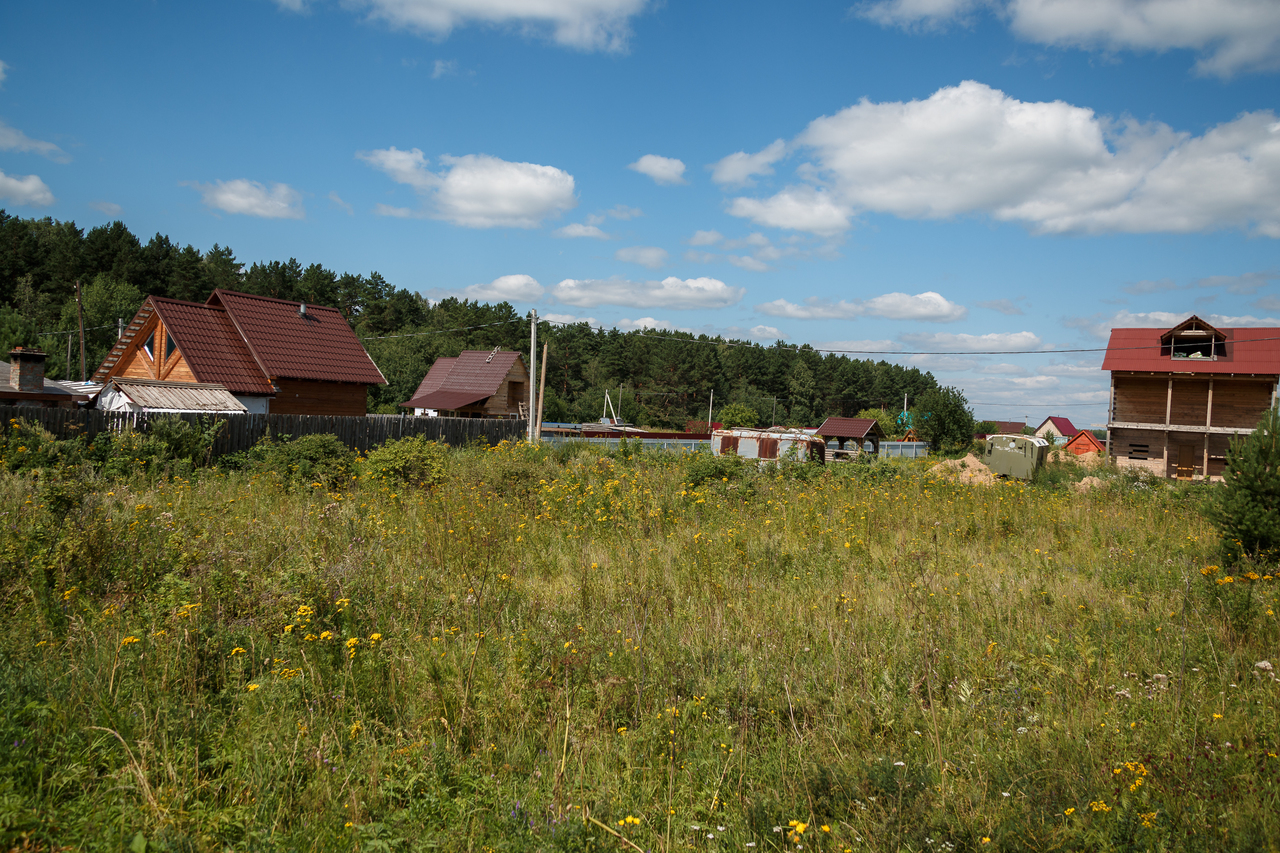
[210,290,386,385]
[400,350,523,410]
[815,416,885,439]
[150,297,275,395]
[407,357,456,400]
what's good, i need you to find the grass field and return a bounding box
[2,435,1278,852]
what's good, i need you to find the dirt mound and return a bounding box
[1074,476,1103,493]
[1074,451,1105,468]
[928,453,996,486]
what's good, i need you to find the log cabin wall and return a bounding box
[270,378,368,417]
[116,314,197,384]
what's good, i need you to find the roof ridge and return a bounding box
[211,288,343,311]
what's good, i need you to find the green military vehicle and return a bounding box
[982,434,1050,480]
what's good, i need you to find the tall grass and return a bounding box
[1,440,1277,852]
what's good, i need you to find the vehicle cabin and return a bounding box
[712,428,826,463]
[983,434,1050,480]
[1102,314,1280,480]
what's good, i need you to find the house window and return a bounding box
[166,332,177,360]
[143,330,155,360]
[1127,443,1150,460]
[509,381,526,406]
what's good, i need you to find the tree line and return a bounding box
[0,210,975,442]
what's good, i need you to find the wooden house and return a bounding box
[1034,416,1078,442]
[1062,429,1105,456]
[1102,315,1280,480]
[92,290,386,416]
[400,349,530,418]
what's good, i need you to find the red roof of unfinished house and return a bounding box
[401,350,524,410]
[1102,318,1280,376]
[209,290,386,385]
[815,416,885,439]
[149,297,276,395]
[1037,416,1078,436]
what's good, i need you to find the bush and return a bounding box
[716,403,758,429]
[363,435,448,487]
[1205,405,1280,564]
[224,433,355,488]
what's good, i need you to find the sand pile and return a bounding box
[1074,476,1103,493]
[928,453,997,486]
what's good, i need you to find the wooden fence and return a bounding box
[0,407,526,456]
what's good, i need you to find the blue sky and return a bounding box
[2,0,1278,425]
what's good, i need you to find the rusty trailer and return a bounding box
[712,428,826,463]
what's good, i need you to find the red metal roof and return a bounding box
[815,417,885,439]
[209,290,386,385]
[408,357,456,400]
[1064,430,1105,454]
[1102,324,1280,375]
[400,350,524,410]
[1038,416,1078,436]
[150,298,276,395]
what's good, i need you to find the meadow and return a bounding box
[1,430,1277,852]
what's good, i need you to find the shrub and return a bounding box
[716,403,758,429]
[224,433,355,488]
[1205,405,1280,564]
[363,435,448,487]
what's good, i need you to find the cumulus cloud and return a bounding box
[187,179,305,219]
[461,274,545,302]
[0,120,70,163]
[352,0,649,51]
[857,0,1280,77]
[359,147,576,228]
[615,246,669,269]
[710,139,786,187]
[627,154,687,185]
[728,255,770,272]
[976,298,1025,315]
[756,291,967,322]
[89,201,122,217]
[898,330,1044,351]
[729,81,1280,238]
[553,276,745,309]
[0,170,54,206]
[688,229,723,246]
[748,325,784,340]
[555,223,609,239]
[617,316,684,332]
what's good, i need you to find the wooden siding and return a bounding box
[1211,380,1273,429]
[1113,378,1167,423]
[443,359,531,418]
[1169,379,1209,426]
[269,378,368,417]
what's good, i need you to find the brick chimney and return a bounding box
[9,347,47,392]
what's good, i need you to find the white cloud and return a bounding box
[627,154,687,185]
[1254,295,1280,312]
[979,363,1032,375]
[89,201,122,217]
[728,255,770,272]
[0,170,54,206]
[898,331,1044,351]
[0,60,8,87]
[907,354,983,372]
[432,59,458,78]
[730,81,1280,237]
[374,203,418,217]
[328,192,354,215]
[544,312,599,327]
[1122,277,1183,295]
[1196,270,1276,294]
[461,274,545,302]
[710,139,786,187]
[617,316,682,332]
[857,0,1280,77]
[187,179,305,219]
[359,147,576,228]
[273,0,308,11]
[688,229,723,246]
[1202,313,1280,326]
[555,223,609,239]
[976,298,1025,315]
[0,120,70,163]
[586,204,642,224]
[553,276,745,308]
[749,325,784,340]
[615,246,669,268]
[354,0,649,51]
[684,250,719,263]
[756,290,967,322]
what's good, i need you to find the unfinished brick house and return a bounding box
[93,290,386,416]
[1102,315,1280,480]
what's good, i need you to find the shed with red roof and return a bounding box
[1102,315,1280,480]
[93,290,386,416]
[1034,416,1078,442]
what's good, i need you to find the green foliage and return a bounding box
[715,402,758,429]
[363,435,447,487]
[1205,405,1280,564]
[914,385,976,452]
[224,433,356,488]
[684,447,750,486]
[857,407,898,439]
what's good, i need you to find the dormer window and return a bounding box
[1159,316,1226,360]
[143,330,156,360]
[166,332,177,360]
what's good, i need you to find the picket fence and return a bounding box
[0,407,526,457]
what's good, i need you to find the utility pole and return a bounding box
[528,309,538,442]
[75,279,86,382]
[707,388,714,428]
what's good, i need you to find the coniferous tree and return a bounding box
[1206,405,1280,565]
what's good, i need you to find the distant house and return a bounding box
[1034,416,1078,442]
[1102,314,1280,480]
[815,416,885,457]
[401,349,530,419]
[93,290,386,416]
[1,347,85,409]
[1063,429,1105,456]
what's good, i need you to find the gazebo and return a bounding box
[815,416,886,459]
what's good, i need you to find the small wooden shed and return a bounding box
[815,416,885,459]
[1063,429,1105,456]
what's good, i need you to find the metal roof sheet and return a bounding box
[402,388,494,411]
[399,350,524,408]
[107,377,247,412]
[210,290,387,385]
[1102,324,1280,375]
[815,416,885,439]
[150,297,276,395]
[407,357,456,400]
[1037,416,1078,436]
